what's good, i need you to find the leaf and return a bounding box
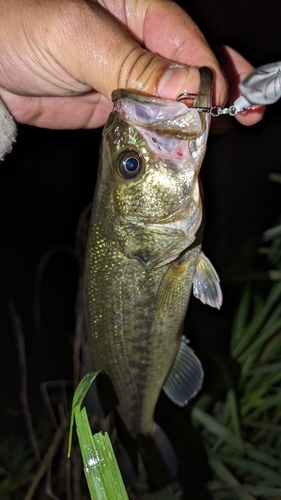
[68,370,102,458]
[192,408,281,468]
[249,361,281,376]
[191,407,243,451]
[259,332,281,362]
[243,393,281,420]
[68,371,128,500]
[214,454,281,486]
[243,418,281,437]
[232,280,281,359]
[225,389,241,438]
[231,286,251,351]
[208,459,252,500]
[241,373,281,416]
[243,487,281,498]
[239,318,281,370]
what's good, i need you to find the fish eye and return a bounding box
[119,151,142,179]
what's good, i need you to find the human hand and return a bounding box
[0,0,265,129]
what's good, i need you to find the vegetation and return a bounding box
[192,281,281,499]
[1,177,281,499]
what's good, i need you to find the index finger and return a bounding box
[216,45,266,126]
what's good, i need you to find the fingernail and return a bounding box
[158,64,200,100]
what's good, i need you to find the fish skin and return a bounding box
[84,69,218,440]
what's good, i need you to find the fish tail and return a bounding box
[114,413,177,489]
[136,422,178,491]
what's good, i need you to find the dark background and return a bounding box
[0,0,281,496]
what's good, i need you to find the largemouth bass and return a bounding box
[84,67,222,486]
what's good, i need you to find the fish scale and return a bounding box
[84,67,223,486]
[86,216,174,436]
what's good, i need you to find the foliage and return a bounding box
[2,177,281,499]
[0,437,35,500]
[259,173,281,274]
[190,176,281,499]
[68,371,129,500]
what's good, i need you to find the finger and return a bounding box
[216,45,266,126]
[129,0,228,105]
[0,90,112,129]
[95,0,228,104]
[0,0,228,128]
[1,0,226,102]
[54,1,205,101]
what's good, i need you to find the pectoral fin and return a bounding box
[163,337,204,406]
[155,247,200,314]
[156,259,190,313]
[193,252,223,309]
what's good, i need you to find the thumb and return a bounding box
[0,0,224,128]
[54,2,202,101]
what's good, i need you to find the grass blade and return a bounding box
[192,408,281,468]
[231,286,251,351]
[240,372,281,416]
[191,407,243,451]
[243,393,281,420]
[244,486,281,497]
[243,418,281,436]
[232,280,281,359]
[68,370,101,457]
[68,371,128,500]
[208,459,253,500]
[248,362,281,376]
[225,389,241,438]
[239,318,281,369]
[214,454,281,486]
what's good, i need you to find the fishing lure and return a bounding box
[178,61,281,116]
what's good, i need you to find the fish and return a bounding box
[83,67,222,488]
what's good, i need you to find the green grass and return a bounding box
[2,177,281,499]
[68,275,281,500]
[191,283,281,499]
[68,371,129,500]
